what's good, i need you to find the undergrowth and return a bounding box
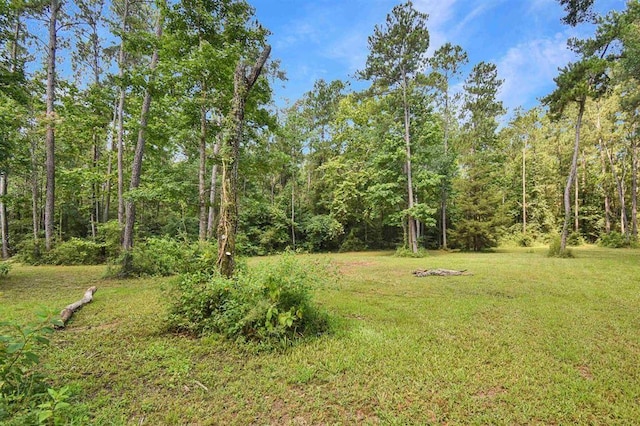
[166,253,332,348]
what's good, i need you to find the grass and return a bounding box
[1,246,639,424]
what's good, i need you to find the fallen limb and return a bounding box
[412,269,470,277]
[58,286,98,327]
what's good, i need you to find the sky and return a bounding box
[250,0,626,114]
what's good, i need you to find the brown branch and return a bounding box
[58,286,98,327]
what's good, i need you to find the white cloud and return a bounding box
[496,32,577,111]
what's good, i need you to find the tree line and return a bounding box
[1,0,639,271]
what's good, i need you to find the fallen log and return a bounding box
[412,269,470,277]
[58,286,98,327]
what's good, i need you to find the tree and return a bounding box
[543,55,608,253]
[44,0,62,251]
[429,42,467,248]
[452,62,506,251]
[216,44,270,277]
[122,8,164,255]
[358,0,430,253]
[559,0,596,26]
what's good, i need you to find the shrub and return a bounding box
[44,238,105,265]
[167,253,331,347]
[0,262,9,278]
[394,246,428,258]
[567,231,584,246]
[14,238,44,265]
[339,230,367,253]
[0,313,87,424]
[97,220,122,260]
[598,231,630,248]
[108,238,219,278]
[547,235,574,258]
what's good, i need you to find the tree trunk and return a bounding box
[31,139,39,243]
[561,99,584,252]
[44,0,61,252]
[402,76,418,253]
[217,46,271,278]
[0,173,8,259]
[206,138,221,239]
[198,83,208,242]
[116,0,129,227]
[58,286,97,327]
[605,143,628,236]
[632,136,638,239]
[522,144,527,234]
[122,14,162,252]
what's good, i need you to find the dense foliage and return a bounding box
[167,254,330,347]
[0,0,638,264]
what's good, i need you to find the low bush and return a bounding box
[339,230,367,253]
[166,253,331,348]
[44,238,105,265]
[109,238,218,278]
[0,262,9,278]
[547,235,574,258]
[394,246,428,258]
[0,313,88,425]
[598,231,630,248]
[14,238,44,265]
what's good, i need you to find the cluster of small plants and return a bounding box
[166,253,331,348]
[547,235,574,258]
[394,246,428,258]
[109,238,218,278]
[0,262,9,278]
[0,313,88,425]
[598,231,636,248]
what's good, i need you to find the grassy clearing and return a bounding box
[1,246,639,424]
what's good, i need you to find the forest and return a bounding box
[1,0,640,424]
[0,0,637,268]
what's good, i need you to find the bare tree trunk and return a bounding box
[605,143,628,236]
[198,83,208,242]
[217,46,271,278]
[561,100,584,252]
[103,99,118,222]
[116,0,129,227]
[632,137,638,239]
[574,167,579,233]
[206,138,221,239]
[522,144,527,234]
[402,77,418,253]
[44,0,61,252]
[0,173,8,259]
[31,140,39,243]
[122,14,162,252]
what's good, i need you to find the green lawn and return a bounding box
[2,246,639,424]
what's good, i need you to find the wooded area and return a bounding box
[0,0,639,270]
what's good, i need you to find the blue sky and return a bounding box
[251,0,626,113]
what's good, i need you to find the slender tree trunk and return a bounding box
[597,110,612,234]
[31,140,39,243]
[0,174,8,259]
[198,83,208,242]
[103,99,119,222]
[441,90,450,249]
[217,45,271,277]
[632,136,638,239]
[1,18,22,259]
[605,143,628,236]
[561,100,584,252]
[522,144,527,234]
[116,0,130,227]
[206,138,221,239]
[44,0,61,252]
[401,76,418,253]
[122,14,162,252]
[574,167,579,233]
